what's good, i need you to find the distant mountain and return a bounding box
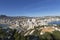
[0,15,60,19]
[0,15,7,17]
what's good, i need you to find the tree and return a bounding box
[0,28,7,40]
[40,32,53,40]
[51,31,60,40]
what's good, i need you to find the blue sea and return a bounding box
[0,24,9,29]
[48,21,60,25]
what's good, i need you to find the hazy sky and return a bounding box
[0,0,60,16]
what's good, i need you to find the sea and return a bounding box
[48,21,60,25]
[0,24,9,29]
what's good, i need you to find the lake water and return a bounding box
[48,21,60,25]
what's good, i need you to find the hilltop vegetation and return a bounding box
[0,26,60,40]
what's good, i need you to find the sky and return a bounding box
[0,0,60,17]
